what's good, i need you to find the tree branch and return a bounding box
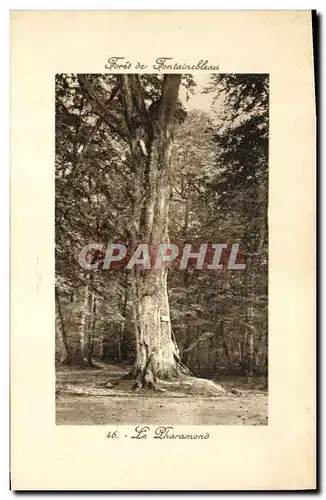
[118,75,136,137]
[77,117,103,159]
[118,75,148,138]
[183,331,215,353]
[130,75,148,121]
[157,74,182,130]
[77,75,128,140]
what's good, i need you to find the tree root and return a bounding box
[132,379,166,393]
[158,375,226,396]
[111,363,226,397]
[129,371,226,396]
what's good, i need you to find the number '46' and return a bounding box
[106,430,118,439]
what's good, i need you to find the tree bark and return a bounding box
[77,280,89,364]
[247,307,255,380]
[55,288,72,364]
[86,285,96,365]
[121,74,183,387]
[132,268,182,387]
[99,336,105,359]
[120,273,129,360]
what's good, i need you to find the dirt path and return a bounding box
[56,365,268,426]
[56,393,267,425]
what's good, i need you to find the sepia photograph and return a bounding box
[55,72,269,426]
[11,9,316,490]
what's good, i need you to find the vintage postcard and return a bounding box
[10,10,316,490]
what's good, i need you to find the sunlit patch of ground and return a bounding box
[56,364,268,426]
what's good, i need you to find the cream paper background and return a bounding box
[10,10,316,490]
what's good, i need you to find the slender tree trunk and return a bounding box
[247,307,255,381]
[242,330,248,375]
[87,287,96,365]
[184,195,191,239]
[77,280,89,364]
[265,348,268,377]
[238,341,242,366]
[208,337,214,373]
[55,288,72,364]
[99,336,104,359]
[182,330,191,366]
[120,273,129,360]
[117,332,122,361]
[219,320,230,367]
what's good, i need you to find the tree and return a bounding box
[205,73,269,379]
[77,74,190,386]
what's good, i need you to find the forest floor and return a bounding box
[56,363,268,426]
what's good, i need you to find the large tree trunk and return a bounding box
[78,73,186,387]
[129,147,184,386]
[120,74,183,387]
[132,267,183,386]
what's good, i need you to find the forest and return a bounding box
[55,72,269,424]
